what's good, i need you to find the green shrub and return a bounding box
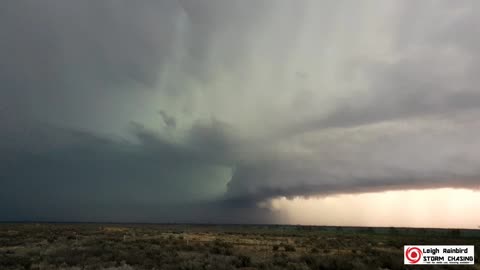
[232,255,251,268]
[284,244,296,252]
[273,253,289,267]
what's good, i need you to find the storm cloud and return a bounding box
[1,0,480,222]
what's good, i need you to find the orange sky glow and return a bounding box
[262,188,480,229]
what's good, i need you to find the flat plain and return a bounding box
[0,223,479,270]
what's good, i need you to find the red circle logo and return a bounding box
[405,247,423,264]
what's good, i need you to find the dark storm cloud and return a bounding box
[0,0,187,134]
[1,0,480,222]
[226,160,480,205]
[1,0,177,86]
[0,121,279,223]
[0,0,272,131]
[0,0,269,222]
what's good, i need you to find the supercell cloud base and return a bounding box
[1,0,479,227]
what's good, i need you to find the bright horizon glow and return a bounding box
[264,188,480,229]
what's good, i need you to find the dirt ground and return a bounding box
[0,224,479,270]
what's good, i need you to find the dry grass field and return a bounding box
[0,224,479,270]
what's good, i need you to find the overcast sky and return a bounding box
[1,0,479,226]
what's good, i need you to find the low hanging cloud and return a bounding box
[0,121,279,223]
[1,0,480,222]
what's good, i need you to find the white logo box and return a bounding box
[404,245,475,265]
